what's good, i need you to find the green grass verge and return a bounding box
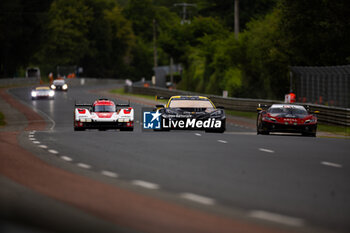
[318,124,350,136]
[110,88,167,103]
[0,112,6,126]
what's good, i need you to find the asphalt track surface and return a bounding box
[6,84,350,233]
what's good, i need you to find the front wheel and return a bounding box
[302,132,316,137]
[257,121,269,135]
[205,128,225,133]
[120,127,133,131]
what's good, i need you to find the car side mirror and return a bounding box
[156,104,164,108]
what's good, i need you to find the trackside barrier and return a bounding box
[127,85,350,127]
[0,77,125,87]
[66,77,125,87]
[0,77,40,87]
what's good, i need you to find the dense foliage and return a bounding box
[1,0,349,99]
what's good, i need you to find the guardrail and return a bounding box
[66,78,125,87]
[127,85,350,127]
[0,77,40,87]
[0,77,124,87]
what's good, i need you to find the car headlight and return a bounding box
[165,109,176,114]
[49,90,55,97]
[210,110,223,117]
[62,84,68,90]
[305,118,317,124]
[263,116,276,121]
[31,91,37,97]
[51,85,56,89]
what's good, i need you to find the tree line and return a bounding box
[0,0,349,99]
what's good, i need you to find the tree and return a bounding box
[239,9,289,99]
[279,0,350,65]
[0,0,53,77]
[37,0,93,67]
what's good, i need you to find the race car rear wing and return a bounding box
[257,104,269,111]
[116,99,130,107]
[75,100,92,108]
[75,104,92,107]
[155,96,169,101]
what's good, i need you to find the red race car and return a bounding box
[257,104,319,137]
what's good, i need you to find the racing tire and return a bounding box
[257,123,269,135]
[205,128,225,133]
[257,128,269,135]
[153,128,170,132]
[205,119,226,133]
[302,132,316,137]
[120,128,133,131]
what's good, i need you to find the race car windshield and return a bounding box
[94,105,116,112]
[53,80,65,85]
[268,107,308,115]
[169,100,214,108]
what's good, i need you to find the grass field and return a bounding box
[110,88,167,103]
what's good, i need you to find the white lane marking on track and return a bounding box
[33,141,40,144]
[77,163,91,169]
[48,149,58,154]
[195,133,202,136]
[180,193,215,205]
[29,138,35,141]
[60,156,72,162]
[249,210,304,227]
[38,145,47,149]
[259,148,274,153]
[321,161,342,168]
[217,140,227,144]
[132,180,159,189]
[28,134,34,138]
[101,170,118,178]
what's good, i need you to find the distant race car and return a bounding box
[51,79,68,91]
[31,86,55,100]
[74,98,134,131]
[256,104,319,136]
[154,96,226,133]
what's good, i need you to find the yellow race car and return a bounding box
[152,96,226,133]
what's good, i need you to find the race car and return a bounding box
[31,86,55,100]
[153,96,226,133]
[256,104,319,136]
[51,79,68,91]
[74,98,134,131]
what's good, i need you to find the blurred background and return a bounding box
[0,0,349,100]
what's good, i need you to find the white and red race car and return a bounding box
[74,98,134,131]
